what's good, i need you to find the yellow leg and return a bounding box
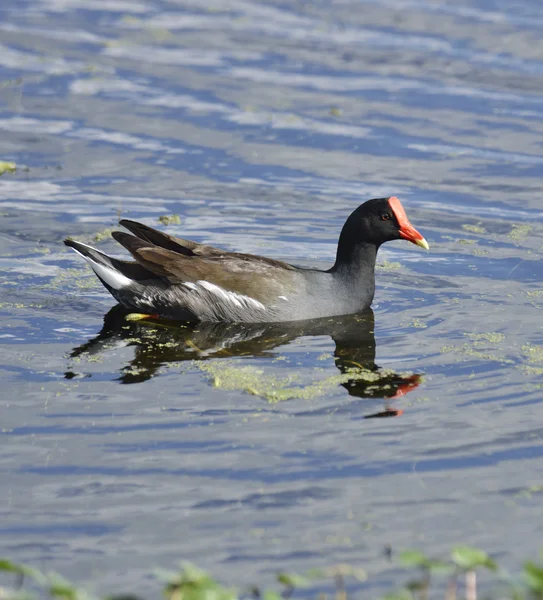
[125,312,159,322]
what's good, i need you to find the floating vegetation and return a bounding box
[376,260,401,270]
[406,318,427,329]
[440,344,512,363]
[0,161,16,175]
[158,214,182,226]
[329,106,342,116]
[0,301,47,310]
[462,223,486,234]
[440,334,543,375]
[64,226,116,245]
[521,343,543,365]
[195,361,401,403]
[465,332,505,344]
[441,331,511,364]
[32,246,51,255]
[92,227,116,243]
[508,224,531,241]
[44,266,96,291]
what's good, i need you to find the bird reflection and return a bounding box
[67,306,421,417]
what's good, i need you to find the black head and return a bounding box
[333,196,428,269]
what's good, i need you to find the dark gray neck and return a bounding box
[328,242,378,306]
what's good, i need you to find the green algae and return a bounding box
[440,344,512,363]
[465,332,505,344]
[195,361,403,403]
[521,343,543,364]
[0,301,47,310]
[32,246,51,255]
[65,226,117,246]
[0,161,16,175]
[443,336,543,372]
[513,484,543,500]
[149,28,175,42]
[123,365,151,376]
[441,332,511,364]
[158,214,182,226]
[376,260,401,270]
[520,365,543,376]
[524,381,543,390]
[45,266,96,291]
[405,318,427,329]
[508,224,531,241]
[91,227,116,243]
[462,223,486,234]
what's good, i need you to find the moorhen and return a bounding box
[64,196,428,322]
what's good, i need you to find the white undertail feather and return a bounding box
[91,262,133,290]
[69,242,133,290]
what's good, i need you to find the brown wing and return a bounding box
[111,228,299,303]
[119,219,225,256]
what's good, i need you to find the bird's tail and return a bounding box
[64,239,135,292]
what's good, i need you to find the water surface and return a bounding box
[2,0,543,595]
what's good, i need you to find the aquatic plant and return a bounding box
[3,546,543,600]
[0,161,16,175]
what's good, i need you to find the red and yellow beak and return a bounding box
[388,196,429,250]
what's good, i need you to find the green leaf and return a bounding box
[159,564,238,600]
[425,560,454,576]
[262,591,283,600]
[47,573,89,600]
[0,559,35,575]
[399,550,430,568]
[383,589,415,600]
[0,559,25,573]
[0,559,47,585]
[524,561,543,590]
[276,572,308,588]
[451,546,497,571]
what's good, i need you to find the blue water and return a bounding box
[2,0,543,595]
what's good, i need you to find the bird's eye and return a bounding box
[381,213,391,221]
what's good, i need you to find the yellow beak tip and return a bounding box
[415,238,430,251]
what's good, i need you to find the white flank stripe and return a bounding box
[197,280,265,310]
